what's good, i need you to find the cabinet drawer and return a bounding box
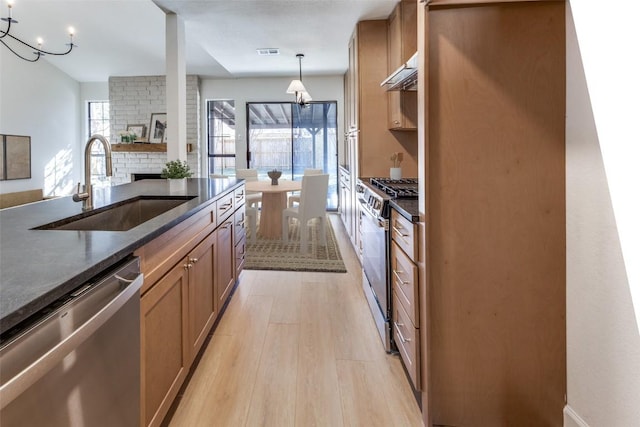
[234,206,246,246]
[391,240,418,326]
[234,186,246,208]
[393,292,420,391]
[391,209,417,260]
[216,192,235,224]
[235,235,246,279]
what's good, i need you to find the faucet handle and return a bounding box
[72,182,89,203]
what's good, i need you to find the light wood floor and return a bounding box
[166,214,423,427]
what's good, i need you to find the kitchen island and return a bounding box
[0,178,243,335]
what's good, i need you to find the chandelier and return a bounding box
[286,53,312,107]
[1,0,76,62]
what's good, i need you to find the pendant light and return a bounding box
[286,53,312,106]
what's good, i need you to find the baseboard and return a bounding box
[564,405,590,427]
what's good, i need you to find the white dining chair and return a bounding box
[287,168,324,207]
[282,174,329,254]
[236,168,261,208]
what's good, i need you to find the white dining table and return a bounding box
[244,180,302,239]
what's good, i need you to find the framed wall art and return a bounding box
[126,124,147,141]
[0,134,31,180]
[149,113,167,143]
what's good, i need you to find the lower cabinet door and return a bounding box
[141,264,189,427]
[188,231,217,358]
[216,218,235,309]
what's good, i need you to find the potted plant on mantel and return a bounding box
[161,160,192,192]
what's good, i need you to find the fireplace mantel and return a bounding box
[112,143,167,152]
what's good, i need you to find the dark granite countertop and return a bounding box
[390,198,419,222]
[0,178,242,335]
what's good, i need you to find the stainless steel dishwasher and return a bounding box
[0,257,143,427]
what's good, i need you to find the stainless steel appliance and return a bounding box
[0,257,143,427]
[357,178,418,352]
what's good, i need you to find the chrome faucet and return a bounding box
[73,134,113,210]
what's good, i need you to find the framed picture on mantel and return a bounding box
[149,113,167,143]
[126,124,147,142]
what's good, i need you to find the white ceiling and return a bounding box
[3,0,398,82]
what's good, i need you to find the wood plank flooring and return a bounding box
[166,215,423,427]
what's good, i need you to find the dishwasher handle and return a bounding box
[0,273,143,410]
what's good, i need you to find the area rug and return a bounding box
[245,216,347,273]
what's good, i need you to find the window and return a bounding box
[87,101,110,186]
[207,100,236,176]
[246,102,338,210]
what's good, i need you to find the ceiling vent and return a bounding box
[256,48,280,56]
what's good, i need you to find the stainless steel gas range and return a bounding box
[357,177,418,352]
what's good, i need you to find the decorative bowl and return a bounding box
[267,170,282,185]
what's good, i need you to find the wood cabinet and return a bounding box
[137,185,245,427]
[339,166,354,244]
[386,0,417,131]
[216,218,235,310]
[140,262,189,427]
[233,186,247,280]
[390,208,420,390]
[345,19,418,178]
[187,231,217,360]
[416,1,566,425]
[341,15,420,256]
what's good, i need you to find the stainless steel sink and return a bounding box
[34,196,195,231]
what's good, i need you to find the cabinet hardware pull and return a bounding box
[190,257,198,264]
[393,269,409,285]
[220,202,232,211]
[184,263,193,270]
[222,221,232,229]
[394,322,411,343]
[392,226,409,238]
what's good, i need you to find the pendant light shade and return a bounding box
[286,79,307,94]
[287,53,311,106]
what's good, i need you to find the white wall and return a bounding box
[565,2,640,426]
[199,75,344,174]
[0,49,82,196]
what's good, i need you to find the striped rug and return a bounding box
[244,216,347,273]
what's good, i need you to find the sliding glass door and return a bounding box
[246,102,338,210]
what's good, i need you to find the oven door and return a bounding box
[359,202,389,321]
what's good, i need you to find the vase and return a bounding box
[168,177,187,194]
[267,170,282,185]
[390,167,402,180]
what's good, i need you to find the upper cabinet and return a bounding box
[345,19,418,178]
[385,0,418,131]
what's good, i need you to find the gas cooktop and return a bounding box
[369,177,419,199]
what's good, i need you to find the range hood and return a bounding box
[380,52,418,91]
